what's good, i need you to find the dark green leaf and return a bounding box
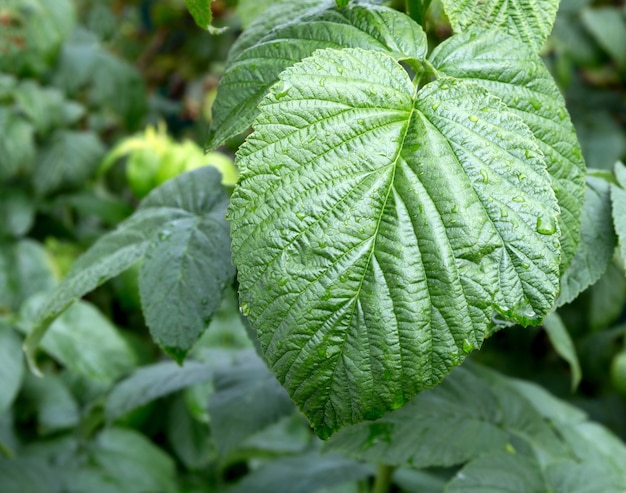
[24,168,233,369]
[34,130,105,196]
[184,0,215,31]
[440,0,559,53]
[543,312,581,390]
[588,260,626,331]
[430,30,586,273]
[207,4,428,149]
[230,47,562,436]
[166,395,214,470]
[209,350,294,455]
[105,360,215,421]
[557,175,615,306]
[228,453,371,493]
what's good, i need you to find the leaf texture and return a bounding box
[230,47,562,436]
[207,4,427,149]
[429,30,586,274]
[440,0,560,53]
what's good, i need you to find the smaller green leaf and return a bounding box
[0,323,24,414]
[208,350,294,456]
[228,453,371,493]
[184,0,225,33]
[34,130,105,196]
[614,161,626,188]
[557,175,615,306]
[612,163,626,268]
[588,260,626,331]
[543,312,581,390]
[105,360,215,421]
[440,0,559,53]
[92,428,177,493]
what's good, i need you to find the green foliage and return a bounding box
[1,0,626,491]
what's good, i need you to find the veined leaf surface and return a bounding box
[440,0,559,53]
[430,30,586,273]
[230,47,561,437]
[207,4,427,149]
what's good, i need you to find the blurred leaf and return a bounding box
[393,468,449,493]
[581,7,626,70]
[0,323,24,414]
[34,130,105,196]
[209,350,294,456]
[588,260,626,331]
[184,0,225,33]
[63,468,127,493]
[228,453,371,493]
[557,175,615,306]
[611,162,626,268]
[21,372,80,434]
[236,0,278,28]
[91,428,177,493]
[0,109,35,180]
[0,457,62,493]
[166,395,214,470]
[0,187,35,238]
[20,297,136,383]
[543,312,581,390]
[573,110,626,170]
[105,360,214,421]
[24,167,233,369]
[0,0,75,76]
[0,239,56,314]
[447,453,544,492]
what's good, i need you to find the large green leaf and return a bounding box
[105,360,215,421]
[0,458,61,493]
[557,175,615,306]
[429,30,586,274]
[440,0,559,53]
[230,47,562,436]
[24,167,234,367]
[207,4,427,149]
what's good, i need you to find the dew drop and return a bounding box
[512,196,524,203]
[536,216,557,235]
[295,212,306,220]
[158,230,172,240]
[521,262,530,269]
[462,339,474,354]
[431,102,440,111]
[468,114,478,122]
[529,98,542,111]
[239,302,250,316]
[480,169,489,184]
[275,83,291,99]
[357,119,365,125]
[500,207,508,218]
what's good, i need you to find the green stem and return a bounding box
[405,0,431,26]
[372,464,395,493]
[0,440,14,459]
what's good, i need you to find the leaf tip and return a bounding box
[163,345,189,365]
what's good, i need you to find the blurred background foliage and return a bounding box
[0,0,625,492]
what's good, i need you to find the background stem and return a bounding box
[405,0,431,26]
[372,464,395,493]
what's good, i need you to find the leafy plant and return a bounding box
[2,0,626,492]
